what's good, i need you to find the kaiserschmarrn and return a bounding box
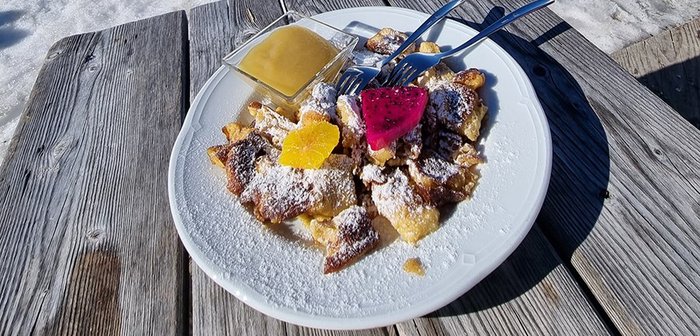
[208,27,488,274]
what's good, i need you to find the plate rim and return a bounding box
[168,6,552,330]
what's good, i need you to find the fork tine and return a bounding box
[346,76,364,95]
[336,72,352,92]
[335,75,346,92]
[383,62,402,87]
[351,76,373,95]
[386,62,408,87]
[399,68,418,87]
[337,73,359,95]
[393,65,415,87]
[346,82,360,96]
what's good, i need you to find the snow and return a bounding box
[1,0,699,166]
[550,0,700,53]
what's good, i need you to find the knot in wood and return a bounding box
[532,64,547,77]
[86,228,105,242]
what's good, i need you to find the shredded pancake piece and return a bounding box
[240,162,320,224]
[365,28,415,55]
[407,152,469,206]
[369,169,439,244]
[323,206,380,274]
[428,82,487,141]
[306,157,358,218]
[299,83,338,124]
[248,102,296,147]
[224,132,273,195]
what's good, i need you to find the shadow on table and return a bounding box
[0,10,29,50]
[637,56,700,129]
[424,7,611,317]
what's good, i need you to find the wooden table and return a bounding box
[1,0,699,334]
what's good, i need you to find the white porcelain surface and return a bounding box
[168,7,552,330]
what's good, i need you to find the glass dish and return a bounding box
[223,11,358,110]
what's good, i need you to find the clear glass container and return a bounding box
[223,11,358,110]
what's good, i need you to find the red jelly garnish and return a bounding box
[360,86,428,150]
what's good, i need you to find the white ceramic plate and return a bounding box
[168,7,551,330]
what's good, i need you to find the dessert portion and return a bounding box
[208,27,488,274]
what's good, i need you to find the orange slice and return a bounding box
[279,120,339,169]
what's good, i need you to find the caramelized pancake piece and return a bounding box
[222,122,254,143]
[416,62,455,89]
[240,162,320,223]
[368,142,397,166]
[298,83,338,124]
[307,217,337,247]
[322,153,355,173]
[306,156,358,218]
[453,68,486,90]
[398,124,422,160]
[335,95,366,172]
[240,152,356,222]
[248,102,296,147]
[407,152,469,206]
[428,82,487,141]
[323,206,380,274]
[336,95,365,150]
[432,130,483,167]
[369,169,439,244]
[207,144,231,168]
[225,132,272,195]
[418,41,440,53]
[360,164,387,187]
[366,28,415,55]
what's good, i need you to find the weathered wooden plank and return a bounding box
[188,1,285,334]
[389,0,700,334]
[188,1,394,334]
[611,18,700,128]
[284,0,389,14]
[395,226,610,335]
[0,11,187,335]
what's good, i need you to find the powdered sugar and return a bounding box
[241,164,320,223]
[299,82,338,122]
[252,105,296,147]
[360,164,386,186]
[351,49,386,66]
[371,169,428,219]
[408,155,461,185]
[429,82,478,132]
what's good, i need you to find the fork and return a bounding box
[336,0,466,95]
[384,0,554,87]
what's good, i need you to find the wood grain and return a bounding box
[0,11,187,335]
[611,18,700,128]
[284,0,388,15]
[389,0,700,334]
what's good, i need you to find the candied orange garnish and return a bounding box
[279,120,339,169]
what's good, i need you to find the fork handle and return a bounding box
[380,0,465,67]
[437,0,554,59]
